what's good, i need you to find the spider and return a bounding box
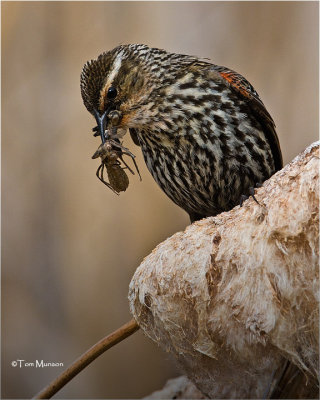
[92,137,141,195]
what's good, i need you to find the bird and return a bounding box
[80,44,283,222]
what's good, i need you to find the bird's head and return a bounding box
[80,44,199,143]
[81,44,160,143]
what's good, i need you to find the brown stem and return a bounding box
[34,319,139,399]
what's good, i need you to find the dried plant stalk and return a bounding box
[129,142,319,399]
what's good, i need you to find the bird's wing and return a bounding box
[211,65,283,171]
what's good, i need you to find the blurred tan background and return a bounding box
[2,1,318,399]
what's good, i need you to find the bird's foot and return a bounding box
[240,184,262,207]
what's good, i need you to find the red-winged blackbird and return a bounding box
[81,44,282,222]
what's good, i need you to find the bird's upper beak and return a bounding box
[93,109,108,144]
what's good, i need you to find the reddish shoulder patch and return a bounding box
[219,71,251,99]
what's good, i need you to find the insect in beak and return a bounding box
[93,109,108,144]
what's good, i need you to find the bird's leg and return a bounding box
[239,194,249,207]
[248,186,260,205]
[240,183,262,207]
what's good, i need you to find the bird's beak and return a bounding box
[93,109,108,144]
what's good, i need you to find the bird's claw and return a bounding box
[240,185,260,207]
[249,186,260,205]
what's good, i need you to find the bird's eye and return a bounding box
[107,87,117,100]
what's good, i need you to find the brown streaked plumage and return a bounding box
[81,44,283,222]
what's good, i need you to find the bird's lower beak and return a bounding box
[93,109,108,144]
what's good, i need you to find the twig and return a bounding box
[34,319,139,399]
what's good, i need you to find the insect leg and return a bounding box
[109,139,132,154]
[121,152,142,181]
[131,157,142,181]
[119,155,135,175]
[92,126,99,137]
[96,163,119,195]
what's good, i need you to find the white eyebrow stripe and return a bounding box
[106,51,124,86]
[99,50,126,111]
